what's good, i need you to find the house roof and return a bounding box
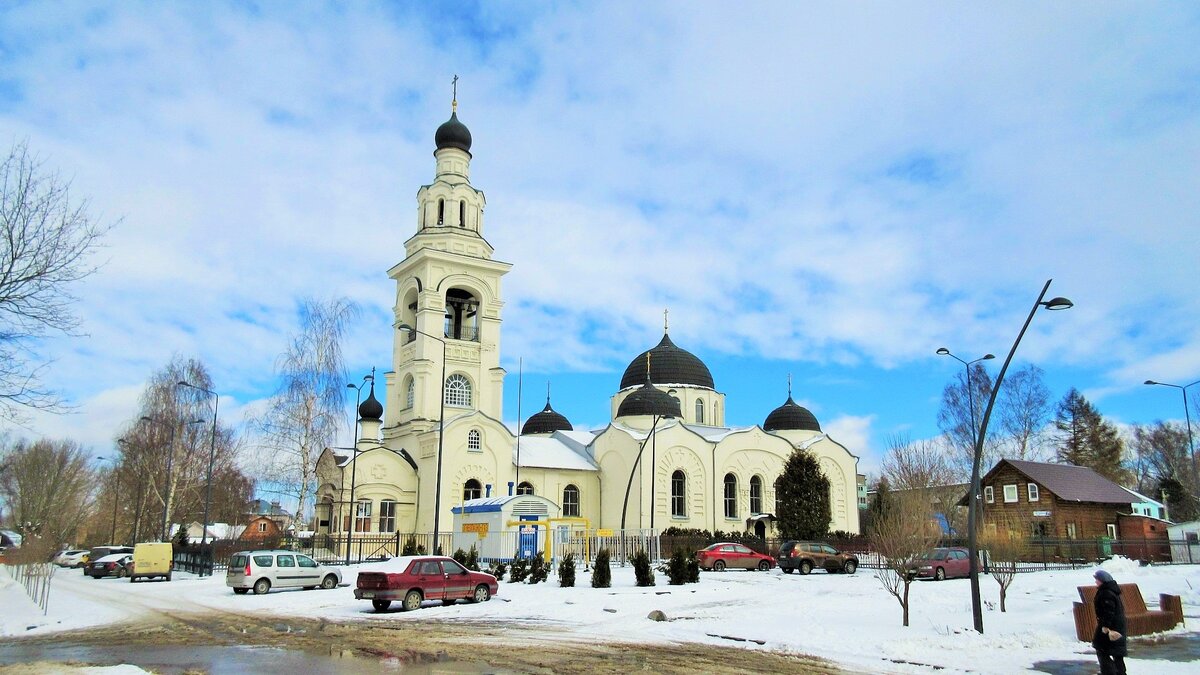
[991,459,1133,503]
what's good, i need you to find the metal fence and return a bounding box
[2,562,54,614]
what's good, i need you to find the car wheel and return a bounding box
[844,561,857,574]
[782,567,794,574]
[321,574,337,590]
[403,590,423,611]
[799,561,813,575]
[757,561,770,571]
[253,578,271,595]
[935,567,946,581]
[234,588,249,595]
[372,598,391,612]
[472,584,491,603]
[117,568,127,578]
[165,572,172,582]
[714,560,726,572]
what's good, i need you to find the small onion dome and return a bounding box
[521,400,573,435]
[358,386,384,421]
[616,377,682,418]
[619,334,714,390]
[435,111,472,153]
[763,396,821,432]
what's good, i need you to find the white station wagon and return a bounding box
[226,549,341,595]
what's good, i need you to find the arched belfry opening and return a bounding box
[444,288,480,341]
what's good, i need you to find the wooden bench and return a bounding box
[1072,583,1184,641]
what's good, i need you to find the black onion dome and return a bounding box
[616,377,683,418]
[763,396,821,432]
[521,401,573,435]
[358,386,383,421]
[435,111,472,153]
[619,334,714,390]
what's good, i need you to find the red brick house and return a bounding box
[975,459,1132,542]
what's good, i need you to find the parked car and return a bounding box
[53,549,90,568]
[908,547,971,581]
[226,550,341,595]
[86,552,134,578]
[130,542,173,582]
[83,545,133,571]
[354,555,499,612]
[777,541,858,574]
[695,542,775,571]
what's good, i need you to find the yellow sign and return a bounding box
[597,529,614,537]
[462,523,489,537]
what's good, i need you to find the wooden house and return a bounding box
[975,459,1132,541]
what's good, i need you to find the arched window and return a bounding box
[445,374,471,407]
[443,288,480,341]
[750,475,763,514]
[354,499,372,532]
[517,481,534,496]
[467,429,481,452]
[463,479,482,501]
[671,470,686,517]
[437,198,445,225]
[405,377,415,409]
[724,473,738,518]
[459,201,466,228]
[563,484,580,517]
[695,399,705,424]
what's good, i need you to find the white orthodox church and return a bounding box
[314,97,860,549]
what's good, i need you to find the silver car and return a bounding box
[226,549,341,595]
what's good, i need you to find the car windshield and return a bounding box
[919,549,949,560]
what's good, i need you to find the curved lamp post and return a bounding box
[345,372,374,565]
[398,323,447,555]
[177,381,219,556]
[620,414,673,531]
[1144,379,1200,492]
[965,279,1072,634]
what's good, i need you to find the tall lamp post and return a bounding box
[141,415,204,541]
[177,381,219,554]
[620,414,673,531]
[345,372,374,565]
[398,323,447,555]
[936,349,995,533]
[965,279,1072,634]
[98,455,120,544]
[1144,379,1200,491]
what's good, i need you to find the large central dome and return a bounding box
[619,334,714,390]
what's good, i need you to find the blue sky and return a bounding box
[2,2,1198,479]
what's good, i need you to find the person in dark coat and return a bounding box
[1092,569,1128,675]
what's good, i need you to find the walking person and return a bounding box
[1092,569,1128,675]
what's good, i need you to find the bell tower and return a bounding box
[384,85,512,439]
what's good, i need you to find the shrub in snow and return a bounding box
[559,553,576,587]
[401,536,419,556]
[529,552,548,584]
[452,548,469,567]
[633,549,655,587]
[466,546,480,571]
[592,549,611,588]
[666,549,689,585]
[509,557,530,583]
[487,561,507,581]
[686,551,700,583]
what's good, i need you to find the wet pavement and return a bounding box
[1031,632,1200,674]
[0,643,506,674]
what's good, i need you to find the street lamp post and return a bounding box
[936,348,995,534]
[141,415,204,541]
[964,279,1072,634]
[1144,379,1200,492]
[620,414,672,531]
[177,381,219,555]
[98,455,120,544]
[345,372,374,566]
[398,323,447,555]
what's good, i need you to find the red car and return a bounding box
[354,555,499,612]
[696,542,775,571]
[909,547,972,580]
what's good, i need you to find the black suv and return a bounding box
[777,541,858,574]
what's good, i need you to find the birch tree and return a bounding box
[252,297,357,526]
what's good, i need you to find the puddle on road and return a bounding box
[1031,632,1200,674]
[0,644,508,674]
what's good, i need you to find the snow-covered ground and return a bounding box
[2,557,1198,674]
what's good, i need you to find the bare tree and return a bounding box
[881,433,965,535]
[0,436,95,547]
[252,297,357,526]
[995,365,1052,460]
[937,363,997,479]
[979,512,1031,612]
[1130,421,1196,520]
[0,141,112,421]
[870,491,941,626]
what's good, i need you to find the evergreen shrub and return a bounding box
[592,549,611,588]
[633,549,655,587]
[558,553,576,587]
